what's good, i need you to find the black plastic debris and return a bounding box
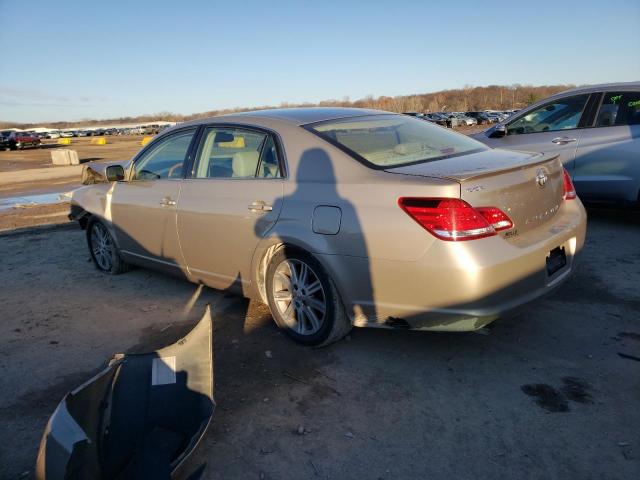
[36,306,215,480]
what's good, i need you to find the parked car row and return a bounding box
[56,126,166,137]
[0,124,176,142]
[403,110,518,128]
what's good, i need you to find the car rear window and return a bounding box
[305,114,487,169]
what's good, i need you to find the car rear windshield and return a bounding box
[306,114,487,168]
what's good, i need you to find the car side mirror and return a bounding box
[489,124,506,138]
[106,165,125,182]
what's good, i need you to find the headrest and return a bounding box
[232,151,259,177]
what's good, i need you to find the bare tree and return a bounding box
[0,84,575,129]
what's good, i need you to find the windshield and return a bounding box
[306,114,487,168]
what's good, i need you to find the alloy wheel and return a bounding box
[91,223,113,271]
[272,259,327,335]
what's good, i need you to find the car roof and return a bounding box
[181,107,391,128]
[551,81,640,98]
[510,82,640,116]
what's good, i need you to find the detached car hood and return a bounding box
[36,306,215,480]
[384,148,555,182]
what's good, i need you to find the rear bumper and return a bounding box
[321,199,587,332]
[398,260,577,332]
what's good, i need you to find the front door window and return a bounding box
[507,95,589,135]
[133,129,196,180]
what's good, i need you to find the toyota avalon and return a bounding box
[70,108,587,345]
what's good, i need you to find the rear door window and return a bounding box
[256,136,282,178]
[507,94,589,135]
[192,127,281,179]
[596,91,640,127]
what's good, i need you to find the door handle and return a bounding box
[159,197,176,206]
[551,137,577,145]
[248,201,273,212]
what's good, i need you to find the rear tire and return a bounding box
[86,218,131,274]
[266,248,351,346]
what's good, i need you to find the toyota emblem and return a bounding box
[536,169,548,188]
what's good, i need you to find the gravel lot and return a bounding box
[0,207,638,479]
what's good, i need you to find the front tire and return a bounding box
[86,218,130,274]
[266,249,351,346]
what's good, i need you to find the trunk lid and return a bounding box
[386,149,565,234]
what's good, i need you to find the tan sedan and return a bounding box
[70,108,587,345]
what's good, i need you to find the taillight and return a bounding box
[562,168,576,200]
[398,198,513,241]
[475,207,513,231]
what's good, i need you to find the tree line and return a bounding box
[1,84,574,129]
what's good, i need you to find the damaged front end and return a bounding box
[81,160,130,185]
[36,306,215,480]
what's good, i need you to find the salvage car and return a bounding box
[1,130,41,150]
[423,112,449,127]
[466,111,493,125]
[475,82,640,206]
[0,134,10,151]
[454,114,478,126]
[70,108,587,346]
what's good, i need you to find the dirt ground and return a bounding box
[0,136,145,199]
[0,207,639,479]
[0,124,637,479]
[0,135,145,173]
[0,204,70,232]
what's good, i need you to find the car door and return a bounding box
[177,125,284,291]
[110,127,198,272]
[573,90,640,203]
[481,94,592,170]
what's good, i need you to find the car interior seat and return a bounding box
[232,151,260,177]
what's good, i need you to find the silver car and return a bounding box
[71,108,586,346]
[475,82,640,206]
[454,114,478,126]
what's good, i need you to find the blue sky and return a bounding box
[1,0,639,123]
